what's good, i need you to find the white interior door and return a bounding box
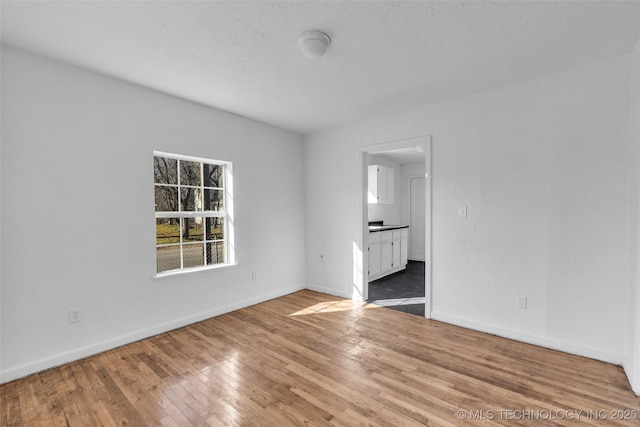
[410,177,426,261]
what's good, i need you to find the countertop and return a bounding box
[368,224,409,233]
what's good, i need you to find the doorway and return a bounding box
[360,137,431,318]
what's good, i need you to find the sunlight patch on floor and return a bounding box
[289,299,381,316]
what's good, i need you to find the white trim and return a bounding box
[154,261,235,279]
[153,150,230,166]
[623,359,640,394]
[360,136,430,155]
[360,151,369,302]
[0,284,305,385]
[155,211,225,219]
[154,183,223,190]
[431,310,624,366]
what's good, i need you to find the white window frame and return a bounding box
[154,151,234,277]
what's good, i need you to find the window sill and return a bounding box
[154,262,235,279]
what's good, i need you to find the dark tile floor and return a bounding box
[367,261,425,316]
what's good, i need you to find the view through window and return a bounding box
[154,152,231,274]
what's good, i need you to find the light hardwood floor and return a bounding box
[2,290,639,426]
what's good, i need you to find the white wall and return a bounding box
[305,54,632,365]
[625,40,640,394]
[367,155,402,225]
[0,46,306,383]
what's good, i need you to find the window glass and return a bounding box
[183,243,204,269]
[180,160,201,186]
[205,189,224,212]
[157,246,181,273]
[156,218,180,245]
[155,187,178,212]
[205,163,224,188]
[154,152,231,275]
[154,157,177,185]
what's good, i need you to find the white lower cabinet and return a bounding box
[399,229,408,266]
[381,231,393,271]
[368,233,381,276]
[401,234,408,265]
[392,230,401,268]
[368,228,409,281]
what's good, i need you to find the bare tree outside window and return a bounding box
[154,153,228,274]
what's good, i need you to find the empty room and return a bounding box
[3,1,640,425]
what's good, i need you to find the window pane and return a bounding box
[182,217,204,242]
[156,219,180,245]
[154,157,177,185]
[155,186,178,212]
[204,189,224,211]
[206,217,224,240]
[204,163,224,188]
[206,241,225,265]
[157,245,181,273]
[180,188,201,211]
[180,160,201,186]
[183,243,204,269]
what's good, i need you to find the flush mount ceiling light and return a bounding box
[298,30,331,59]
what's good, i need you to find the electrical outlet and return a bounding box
[252,272,257,281]
[458,206,468,218]
[517,296,527,309]
[68,308,81,323]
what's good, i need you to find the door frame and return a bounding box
[359,136,432,318]
[408,175,426,262]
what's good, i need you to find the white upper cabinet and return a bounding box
[368,164,394,204]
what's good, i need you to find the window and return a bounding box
[154,151,233,275]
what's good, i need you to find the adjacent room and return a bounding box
[366,147,427,316]
[3,1,640,425]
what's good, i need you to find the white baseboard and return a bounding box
[624,357,640,395]
[0,284,305,384]
[431,310,623,366]
[305,283,352,299]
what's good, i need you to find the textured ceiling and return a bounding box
[2,1,640,135]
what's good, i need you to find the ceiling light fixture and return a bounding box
[298,30,331,59]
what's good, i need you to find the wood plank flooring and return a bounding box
[2,290,639,426]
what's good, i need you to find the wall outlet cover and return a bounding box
[68,308,81,323]
[517,296,527,309]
